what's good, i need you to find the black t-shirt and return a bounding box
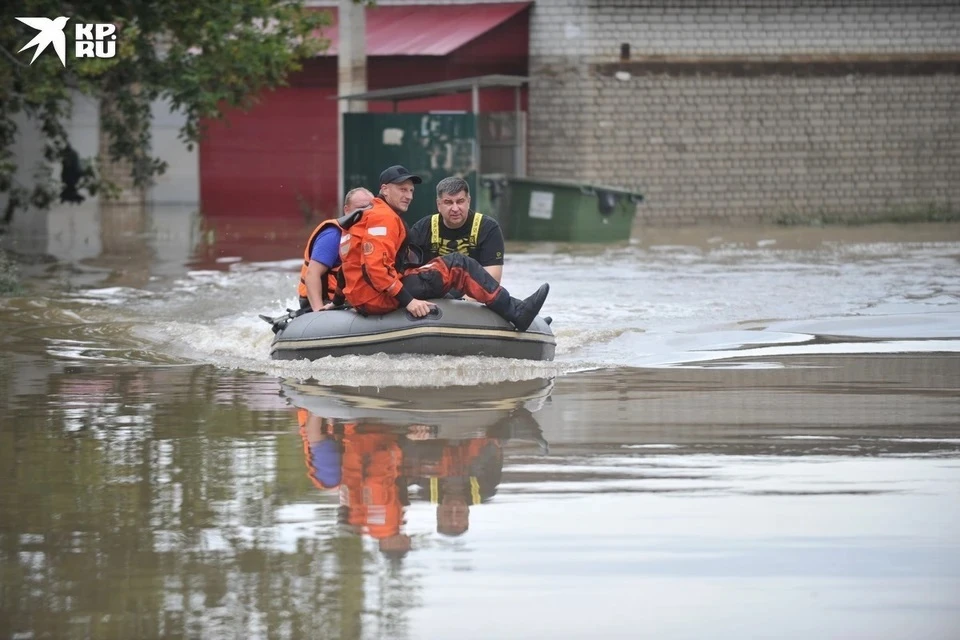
[408,211,505,266]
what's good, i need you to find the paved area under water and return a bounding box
[1,213,958,639]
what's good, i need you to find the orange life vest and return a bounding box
[339,432,404,539]
[297,219,343,304]
[338,198,409,309]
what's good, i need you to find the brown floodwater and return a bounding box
[1,209,959,639]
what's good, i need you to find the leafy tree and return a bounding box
[0,0,337,224]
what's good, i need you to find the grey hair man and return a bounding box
[297,187,374,312]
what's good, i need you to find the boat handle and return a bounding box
[405,305,442,321]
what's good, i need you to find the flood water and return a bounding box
[1,208,959,639]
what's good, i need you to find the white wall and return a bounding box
[2,92,199,257]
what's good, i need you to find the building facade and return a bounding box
[199,3,531,219]
[312,0,959,226]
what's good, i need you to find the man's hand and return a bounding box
[318,302,335,311]
[406,299,433,317]
[405,424,434,440]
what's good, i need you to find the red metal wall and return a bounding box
[199,10,529,220]
[198,82,338,220]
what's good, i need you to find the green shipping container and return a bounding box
[505,177,644,243]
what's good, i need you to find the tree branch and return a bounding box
[0,43,28,69]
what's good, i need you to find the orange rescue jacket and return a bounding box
[338,198,412,309]
[339,432,404,539]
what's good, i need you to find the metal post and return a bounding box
[514,85,524,176]
[338,0,367,213]
[472,82,481,175]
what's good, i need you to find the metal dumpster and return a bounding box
[504,177,644,243]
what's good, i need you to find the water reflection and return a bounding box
[287,378,553,557]
[1,357,959,639]
[1,366,367,639]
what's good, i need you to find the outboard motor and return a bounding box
[258,308,300,334]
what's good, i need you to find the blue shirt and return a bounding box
[310,226,342,269]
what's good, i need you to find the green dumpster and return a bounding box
[504,177,644,243]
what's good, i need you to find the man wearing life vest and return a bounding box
[338,165,550,332]
[297,187,373,312]
[337,428,411,556]
[298,412,413,558]
[298,409,343,490]
[407,176,505,284]
[402,437,503,537]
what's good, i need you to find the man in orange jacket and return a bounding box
[339,165,550,331]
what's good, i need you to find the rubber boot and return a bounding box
[490,283,550,332]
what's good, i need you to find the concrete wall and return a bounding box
[2,93,199,259]
[3,93,198,217]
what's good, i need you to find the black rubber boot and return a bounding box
[493,283,549,332]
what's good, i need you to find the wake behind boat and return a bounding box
[265,298,556,361]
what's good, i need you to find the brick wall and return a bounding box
[529,0,960,59]
[528,0,960,225]
[308,0,960,225]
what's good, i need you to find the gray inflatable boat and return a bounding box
[268,298,556,361]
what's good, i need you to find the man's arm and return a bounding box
[358,211,418,309]
[305,226,341,311]
[477,218,505,282]
[483,264,503,282]
[304,261,330,311]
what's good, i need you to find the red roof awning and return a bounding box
[314,2,531,56]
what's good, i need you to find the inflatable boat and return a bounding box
[266,298,556,361]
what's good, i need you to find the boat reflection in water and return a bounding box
[281,378,553,559]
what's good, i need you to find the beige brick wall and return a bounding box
[528,0,960,225]
[576,72,960,225]
[530,0,960,58]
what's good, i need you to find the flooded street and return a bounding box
[1,211,959,638]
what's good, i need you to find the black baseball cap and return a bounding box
[379,165,422,186]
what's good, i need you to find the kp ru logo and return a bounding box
[16,16,117,67]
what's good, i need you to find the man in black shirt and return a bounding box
[408,176,506,286]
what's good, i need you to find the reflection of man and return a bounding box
[297,408,544,546]
[402,438,503,537]
[298,410,342,490]
[339,429,411,558]
[298,412,412,558]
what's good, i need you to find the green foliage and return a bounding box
[1,0,338,222]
